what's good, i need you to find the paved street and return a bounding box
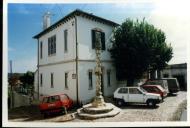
[180,109,187,121]
[8,91,187,122]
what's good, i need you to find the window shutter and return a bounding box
[91,30,96,49]
[101,32,105,50]
[40,42,43,59]
[48,38,50,55]
[54,35,56,54]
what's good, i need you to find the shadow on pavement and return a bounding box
[167,93,178,97]
[8,105,78,122]
[119,104,159,109]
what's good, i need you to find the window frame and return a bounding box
[48,35,56,56]
[65,72,68,89]
[64,29,68,53]
[118,88,128,94]
[51,73,54,88]
[129,88,142,94]
[107,69,111,87]
[40,73,43,87]
[40,41,43,59]
[91,29,106,50]
[88,70,93,90]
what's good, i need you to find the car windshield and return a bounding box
[42,97,49,103]
[140,87,147,93]
[156,86,164,91]
[60,94,68,100]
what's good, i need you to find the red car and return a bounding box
[141,85,167,100]
[39,94,73,117]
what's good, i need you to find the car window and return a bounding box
[43,97,49,103]
[49,95,60,102]
[60,94,69,100]
[54,95,60,101]
[140,87,147,93]
[144,87,160,92]
[129,88,142,94]
[143,87,152,92]
[153,87,160,92]
[168,79,178,87]
[118,88,128,93]
[157,86,164,91]
[146,80,166,89]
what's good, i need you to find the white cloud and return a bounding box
[9,57,37,73]
[147,0,190,64]
[8,47,15,51]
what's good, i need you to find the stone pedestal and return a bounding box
[77,103,121,119]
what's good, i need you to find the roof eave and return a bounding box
[33,9,120,39]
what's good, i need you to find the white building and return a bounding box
[33,9,119,105]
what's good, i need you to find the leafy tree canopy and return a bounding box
[109,18,173,85]
[20,71,34,88]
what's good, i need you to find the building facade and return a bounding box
[33,9,119,104]
[160,63,187,90]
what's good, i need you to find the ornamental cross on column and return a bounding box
[92,32,106,107]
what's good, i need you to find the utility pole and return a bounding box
[10,60,14,108]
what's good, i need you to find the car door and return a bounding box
[128,88,144,103]
[60,94,70,108]
[117,88,128,102]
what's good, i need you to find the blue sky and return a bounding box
[8,2,188,73]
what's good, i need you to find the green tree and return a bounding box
[8,73,20,86]
[20,71,34,88]
[109,18,173,85]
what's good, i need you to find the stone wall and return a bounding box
[12,91,30,108]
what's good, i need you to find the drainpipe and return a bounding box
[75,16,79,106]
[37,39,40,100]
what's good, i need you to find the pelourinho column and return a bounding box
[92,36,105,107]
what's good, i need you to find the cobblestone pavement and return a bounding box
[8,91,186,122]
[73,91,187,122]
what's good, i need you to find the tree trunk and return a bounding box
[157,69,161,78]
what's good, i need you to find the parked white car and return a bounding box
[114,87,162,107]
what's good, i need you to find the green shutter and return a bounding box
[91,30,95,49]
[101,32,105,50]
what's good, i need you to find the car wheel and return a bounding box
[44,113,48,118]
[116,99,124,107]
[62,106,67,115]
[147,100,155,107]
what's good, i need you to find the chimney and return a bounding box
[43,12,52,30]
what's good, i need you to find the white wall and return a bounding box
[35,15,119,104]
[78,61,117,104]
[38,18,76,65]
[13,91,30,108]
[77,16,115,60]
[38,62,77,102]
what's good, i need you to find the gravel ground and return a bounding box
[8,91,187,122]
